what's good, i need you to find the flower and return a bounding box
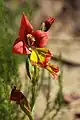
[41,17,55,32]
[12,12,48,54]
[10,86,24,104]
[12,12,52,68]
[12,12,59,78]
[10,86,30,110]
[10,86,34,118]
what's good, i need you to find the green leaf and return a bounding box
[26,56,32,79]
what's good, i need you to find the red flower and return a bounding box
[10,86,24,104]
[10,86,31,111]
[43,17,55,31]
[12,12,48,54]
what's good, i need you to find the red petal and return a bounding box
[10,96,17,101]
[43,50,52,65]
[12,38,31,54]
[19,12,33,40]
[32,30,48,47]
[10,88,24,102]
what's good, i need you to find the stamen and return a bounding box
[26,34,35,47]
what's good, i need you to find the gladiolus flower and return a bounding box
[12,12,48,54]
[10,86,25,104]
[12,12,52,66]
[10,86,30,110]
[12,12,59,78]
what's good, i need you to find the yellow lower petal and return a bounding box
[46,63,59,78]
[30,48,52,66]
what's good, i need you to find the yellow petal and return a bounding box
[30,48,52,66]
[30,49,38,65]
[46,63,59,78]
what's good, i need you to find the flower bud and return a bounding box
[41,17,55,31]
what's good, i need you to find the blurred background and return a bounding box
[0,0,80,120]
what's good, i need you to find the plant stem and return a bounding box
[20,101,34,120]
[31,66,39,111]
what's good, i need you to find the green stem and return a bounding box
[31,79,35,111]
[31,66,39,111]
[20,101,34,120]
